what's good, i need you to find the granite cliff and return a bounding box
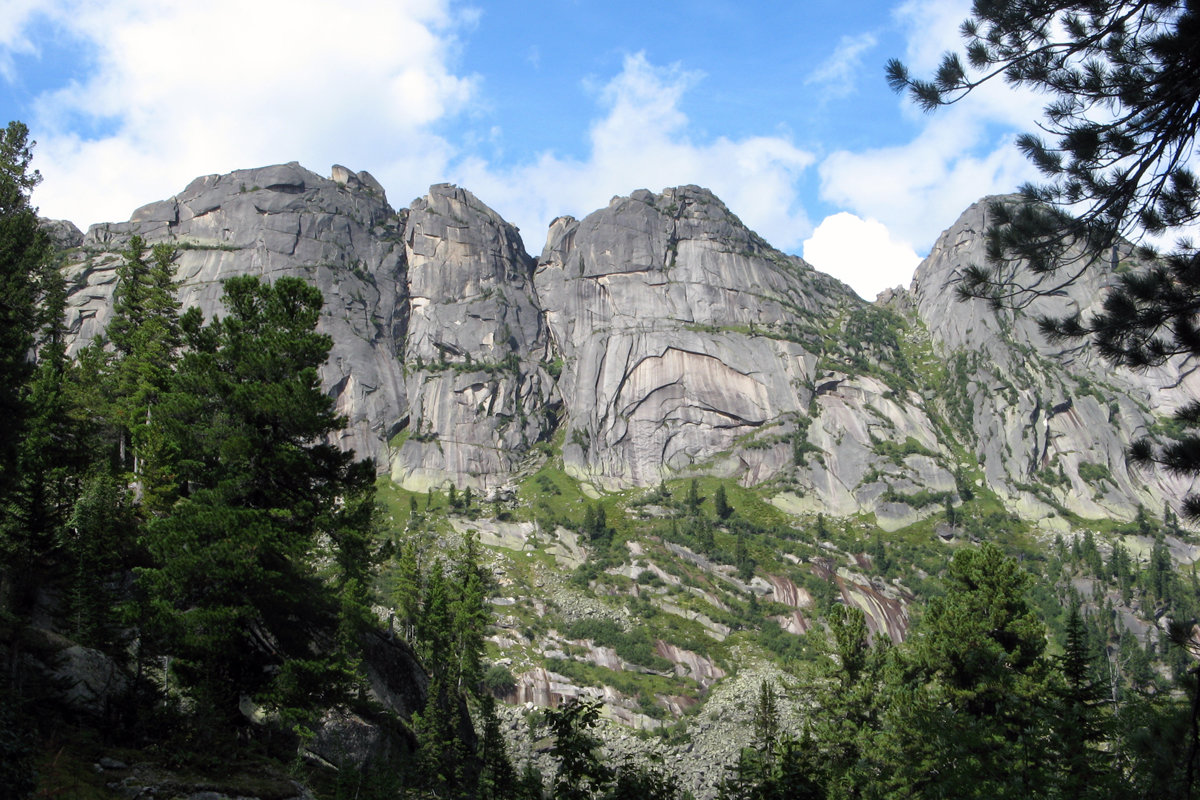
[53,163,1195,525]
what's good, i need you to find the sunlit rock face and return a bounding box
[907,197,1200,522]
[389,184,558,492]
[534,186,855,489]
[53,170,1195,521]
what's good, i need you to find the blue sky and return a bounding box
[0,0,1044,297]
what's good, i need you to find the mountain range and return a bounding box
[45,161,1200,794]
[53,161,1197,525]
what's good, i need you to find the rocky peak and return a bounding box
[52,168,1196,523]
[534,185,855,489]
[387,184,559,492]
[904,196,1199,522]
[60,162,410,467]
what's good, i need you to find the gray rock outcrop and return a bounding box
[51,170,1196,523]
[905,196,1200,521]
[59,162,409,467]
[533,186,853,488]
[389,185,559,491]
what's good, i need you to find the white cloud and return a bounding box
[10,0,474,227]
[814,0,1047,256]
[818,109,1039,251]
[806,33,878,98]
[0,0,45,81]
[893,0,972,74]
[803,212,921,299]
[451,53,817,253]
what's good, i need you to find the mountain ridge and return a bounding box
[36,161,1200,798]
[51,161,1197,525]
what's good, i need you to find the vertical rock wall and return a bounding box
[388,185,559,491]
[60,162,409,466]
[907,196,1200,521]
[534,186,852,489]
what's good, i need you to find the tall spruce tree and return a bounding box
[0,121,51,619]
[1051,605,1116,799]
[140,275,378,735]
[106,235,182,509]
[0,122,46,489]
[879,543,1052,798]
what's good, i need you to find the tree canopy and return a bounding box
[139,275,379,729]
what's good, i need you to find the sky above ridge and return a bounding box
[0,0,1046,298]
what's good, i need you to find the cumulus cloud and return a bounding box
[0,0,43,80]
[818,112,1038,251]
[8,0,474,227]
[803,212,921,299]
[452,53,817,253]
[893,0,973,74]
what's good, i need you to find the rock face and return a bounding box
[905,196,1200,521]
[390,185,559,491]
[535,187,853,489]
[60,162,409,467]
[52,170,1195,522]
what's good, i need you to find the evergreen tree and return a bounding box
[6,256,79,573]
[450,536,490,694]
[105,235,181,507]
[582,501,610,544]
[0,121,51,619]
[797,605,885,797]
[714,483,732,520]
[735,531,755,581]
[751,680,779,764]
[63,472,137,652]
[686,478,702,515]
[389,535,423,643]
[140,275,378,735]
[879,543,1051,798]
[1051,605,1116,799]
[0,122,47,496]
[476,693,517,800]
[544,699,614,800]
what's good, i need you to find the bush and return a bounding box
[482,664,517,696]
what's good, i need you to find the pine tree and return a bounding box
[106,235,181,507]
[476,693,517,800]
[544,699,614,800]
[798,605,883,797]
[686,478,702,515]
[751,680,779,764]
[1052,605,1116,799]
[0,122,47,494]
[389,535,423,642]
[0,121,51,619]
[714,483,732,520]
[8,256,78,557]
[450,537,490,694]
[881,543,1052,798]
